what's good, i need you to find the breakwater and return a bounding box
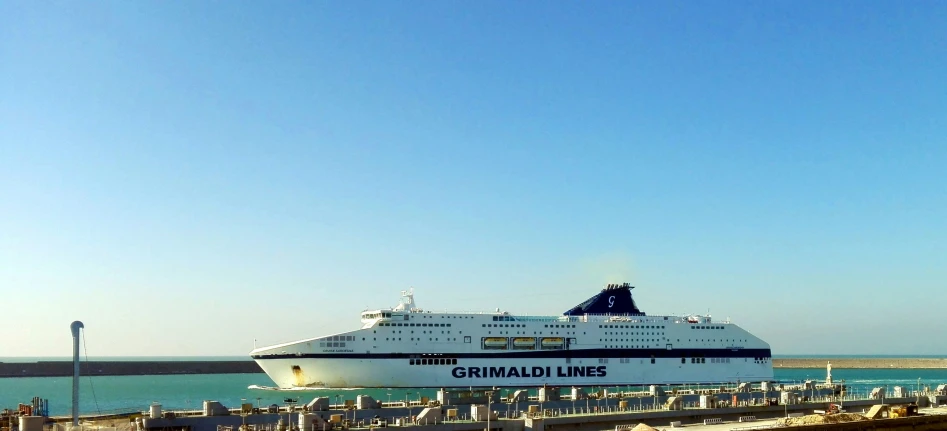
[0,361,262,378]
[774,358,947,369]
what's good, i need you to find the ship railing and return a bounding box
[373,310,730,325]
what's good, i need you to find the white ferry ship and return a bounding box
[250,284,773,388]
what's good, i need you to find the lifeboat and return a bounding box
[512,337,536,349]
[482,337,508,349]
[541,337,564,349]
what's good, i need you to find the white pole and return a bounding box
[70,321,84,426]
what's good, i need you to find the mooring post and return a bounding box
[70,321,84,426]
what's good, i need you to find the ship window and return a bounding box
[409,359,415,365]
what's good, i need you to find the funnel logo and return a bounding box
[608,296,615,308]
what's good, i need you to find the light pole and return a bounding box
[839,379,845,411]
[405,392,412,423]
[240,398,248,431]
[504,390,510,418]
[918,377,921,405]
[486,390,493,431]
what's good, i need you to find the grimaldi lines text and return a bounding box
[250,283,774,388]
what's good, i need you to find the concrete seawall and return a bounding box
[773,358,947,369]
[0,361,263,378]
[3,358,946,377]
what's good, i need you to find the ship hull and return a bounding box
[253,355,774,388]
[250,285,775,389]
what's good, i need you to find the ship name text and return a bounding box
[451,366,607,379]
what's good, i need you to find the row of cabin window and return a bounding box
[482,323,579,328]
[600,324,665,329]
[319,335,355,342]
[319,342,346,347]
[410,358,457,365]
[599,357,656,364]
[604,345,655,349]
[380,323,451,327]
[692,326,725,330]
[596,357,735,365]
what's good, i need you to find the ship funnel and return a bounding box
[563,283,644,316]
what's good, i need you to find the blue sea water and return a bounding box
[3,368,947,416]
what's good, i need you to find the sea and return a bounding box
[2,357,946,417]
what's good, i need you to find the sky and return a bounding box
[1,1,945,357]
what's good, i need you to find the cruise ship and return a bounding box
[250,284,773,388]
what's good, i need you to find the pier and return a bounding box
[0,362,260,378]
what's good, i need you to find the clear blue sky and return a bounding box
[1,1,944,357]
